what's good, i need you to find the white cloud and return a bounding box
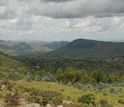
[67,16,124,32]
[0,0,124,41]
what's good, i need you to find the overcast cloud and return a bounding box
[0,0,124,41]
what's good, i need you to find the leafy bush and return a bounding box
[78,94,95,105]
[74,82,83,89]
[52,96,63,106]
[42,74,56,82]
[56,67,85,84]
[23,87,63,106]
[63,103,81,107]
[0,80,15,93]
[91,70,109,83]
[118,99,124,104]
[4,92,19,106]
[99,99,113,107]
[23,75,32,82]
[26,94,46,106]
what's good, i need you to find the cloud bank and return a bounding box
[0,0,124,41]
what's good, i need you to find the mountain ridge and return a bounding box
[47,38,124,58]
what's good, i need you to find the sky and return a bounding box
[0,0,124,41]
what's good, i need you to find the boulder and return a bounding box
[1,84,8,90]
[57,105,63,107]
[46,104,53,107]
[25,103,41,107]
[63,100,73,105]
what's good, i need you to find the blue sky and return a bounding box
[0,0,124,41]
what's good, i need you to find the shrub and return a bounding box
[26,93,48,106]
[99,99,113,107]
[118,99,124,104]
[34,75,41,81]
[42,74,57,82]
[23,75,32,82]
[25,92,49,106]
[56,67,83,84]
[24,88,63,106]
[74,82,83,89]
[4,92,19,106]
[0,80,12,91]
[78,94,95,105]
[63,103,81,107]
[91,70,109,83]
[52,96,63,106]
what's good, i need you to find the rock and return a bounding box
[46,104,53,107]
[1,84,8,90]
[63,100,73,105]
[57,105,63,107]
[25,103,41,107]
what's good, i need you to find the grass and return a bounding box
[14,81,82,101]
[13,81,124,105]
[0,80,124,106]
[0,52,29,80]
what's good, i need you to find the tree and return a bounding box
[91,69,108,83]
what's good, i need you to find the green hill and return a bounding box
[49,39,124,58]
[0,52,29,80]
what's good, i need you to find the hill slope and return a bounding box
[0,52,28,80]
[49,39,124,58]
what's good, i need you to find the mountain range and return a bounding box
[0,39,124,58]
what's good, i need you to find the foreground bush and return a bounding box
[78,94,95,105]
[99,99,113,107]
[23,87,63,106]
[4,92,19,106]
[118,99,124,104]
[63,103,81,107]
[52,96,63,106]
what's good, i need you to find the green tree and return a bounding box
[91,69,108,83]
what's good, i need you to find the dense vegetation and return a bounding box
[0,52,29,80]
[0,80,124,107]
[16,56,124,84]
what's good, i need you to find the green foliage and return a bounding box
[0,80,123,107]
[52,96,63,106]
[20,56,124,83]
[26,93,45,106]
[99,99,113,107]
[56,67,96,84]
[78,94,95,105]
[0,52,29,80]
[0,49,123,84]
[118,99,124,104]
[63,103,81,107]
[91,70,109,83]
[4,92,19,106]
[56,67,84,84]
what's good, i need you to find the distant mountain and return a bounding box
[48,39,124,58]
[0,40,68,56]
[45,41,69,49]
